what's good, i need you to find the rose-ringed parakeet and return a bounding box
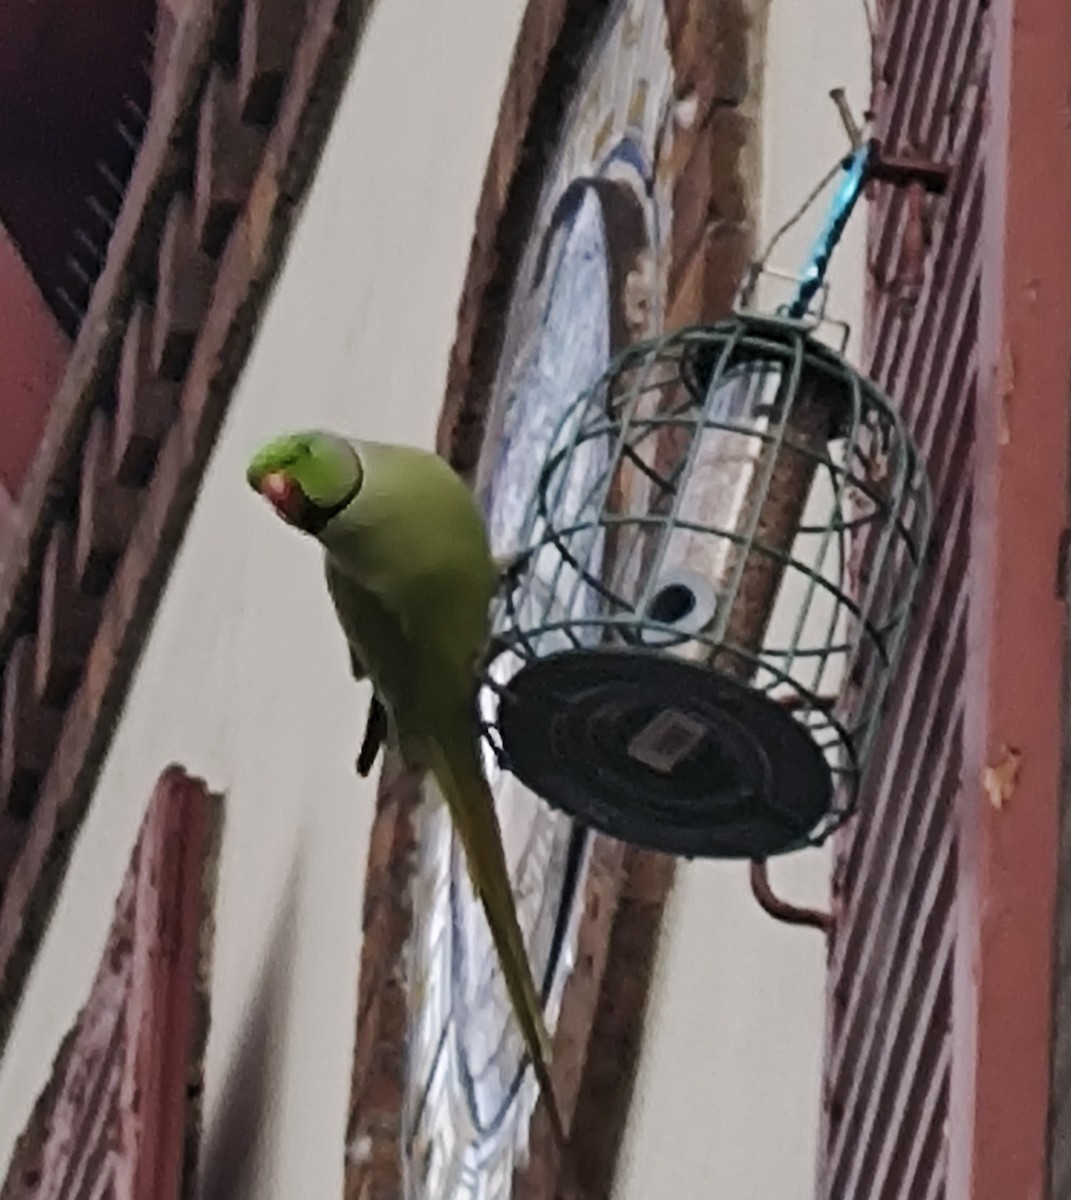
[246,431,568,1149]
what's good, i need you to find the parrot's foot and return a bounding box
[356,695,389,777]
[493,549,530,584]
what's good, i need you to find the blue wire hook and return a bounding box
[784,141,874,320]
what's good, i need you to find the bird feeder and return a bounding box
[480,314,930,859]
[480,136,940,860]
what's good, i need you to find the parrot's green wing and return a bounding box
[347,644,368,681]
[322,445,567,1146]
[326,556,408,777]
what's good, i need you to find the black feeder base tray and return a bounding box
[495,647,834,859]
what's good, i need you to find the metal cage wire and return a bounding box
[480,315,931,856]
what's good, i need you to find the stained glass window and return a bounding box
[405,3,674,1195]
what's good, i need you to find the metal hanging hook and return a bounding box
[749,859,834,933]
[784,129,951,321]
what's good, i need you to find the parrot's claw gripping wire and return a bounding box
[496,548,533,587]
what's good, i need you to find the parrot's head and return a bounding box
[246,431,362,535]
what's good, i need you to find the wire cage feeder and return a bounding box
[480,313,931,859]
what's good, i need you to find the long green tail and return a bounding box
[426,724,568,1150]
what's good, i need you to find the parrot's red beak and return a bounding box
[259,471,305,525]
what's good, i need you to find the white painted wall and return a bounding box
[0,0,528,1195]
[0,2,870,1198]
[613,4,870,1200]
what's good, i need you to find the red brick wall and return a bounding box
[818,2,987,1195]
[0,767,218,1200]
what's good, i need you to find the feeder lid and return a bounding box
[496,647,833,859]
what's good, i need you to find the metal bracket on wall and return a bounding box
[786,139,951,321]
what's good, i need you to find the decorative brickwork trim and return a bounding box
[435,0,614,482]
[0,766,222,1200]
[0,0,377,1051]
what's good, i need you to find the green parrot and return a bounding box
[246,431,567,1148]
